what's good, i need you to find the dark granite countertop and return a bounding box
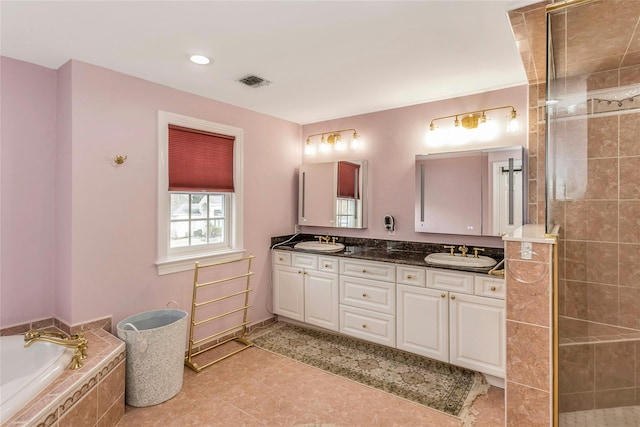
[270,234,504,275]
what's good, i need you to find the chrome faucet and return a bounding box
[24,330,89,370]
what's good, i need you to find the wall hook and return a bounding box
[113,155,127,165]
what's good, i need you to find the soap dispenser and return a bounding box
[384,215,395,233]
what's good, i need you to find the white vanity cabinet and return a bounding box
[339,259,396,346]
[272,251,339,331]
[396,267,506,385]
[272,248,505,386]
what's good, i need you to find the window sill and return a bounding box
[155,249,246,275]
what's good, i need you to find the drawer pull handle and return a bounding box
[362,269,367,273]
[450,295,456,300]
[407,275,413,279]
[279,257,284,261]
[362,293,368,298]
[362,324,367,329]
[324,264,330,268]
[490,286,496,291]
[441,293,446,298]
[298,270,303,274]
[303,271,308,275]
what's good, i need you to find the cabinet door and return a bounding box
[305,270,339,332]
[272,264,304,321]
[396,285,448,362]
[449,293,505,377]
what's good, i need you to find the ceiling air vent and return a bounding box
[238,75,271,88]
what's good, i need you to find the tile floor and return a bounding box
[559,406,640,427]
[117,341,504,427]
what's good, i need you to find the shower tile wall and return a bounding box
[559,341,640,412]
[559,111,640,327]
[509,0,640,420]
[508,1,549,225]
[557,105,640,411]
[504,237,555,427]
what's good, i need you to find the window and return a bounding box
[156,111,244,275]
[169,193,227,248]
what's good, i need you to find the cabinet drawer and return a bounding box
[397,266,426,287]
[340,259,395,282]
[427,269,474,294]
[318,256,339,273]
[474,276,505,299]
[273,251,291,266]
[340,305,395,347]
[340,276,395,314]
[292,253,318,270]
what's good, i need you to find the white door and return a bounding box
[304,270,339,331]
[273,264,305,321]
[449,292,505,377]
[396,285,449,362]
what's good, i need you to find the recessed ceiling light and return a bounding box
[189,55,211,65]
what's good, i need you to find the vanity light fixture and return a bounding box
[426,105,519,146]
[304,129,361,156]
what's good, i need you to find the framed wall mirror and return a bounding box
[299,160,368,229]
[415,146,525,236]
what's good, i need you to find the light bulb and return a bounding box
[351,132,360,150]
[450,124,468,145]
[477,115,498,141]
[425,126,444,147]
[334,133,345,151]
[304,140,316,156]
[319,135,330,153]
[507,117,520,133]
[507,109,520,133]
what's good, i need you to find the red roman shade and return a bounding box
[337,161,360,199]
[168,124,235,192]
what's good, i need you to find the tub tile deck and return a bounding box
[3,329,125,427]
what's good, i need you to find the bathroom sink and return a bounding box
[425,252,497,268]
[294,241,345,253]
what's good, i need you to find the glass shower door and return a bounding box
[546,1,640,425]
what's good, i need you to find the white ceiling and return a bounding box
[1,1,537,125]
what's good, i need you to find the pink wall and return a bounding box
[1,55,526,331]
[1,57,58,325]
[55,61,73,324]
[1,58,300,329]
[300,85,528,248]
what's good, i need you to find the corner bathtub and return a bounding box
[0,335,73,424]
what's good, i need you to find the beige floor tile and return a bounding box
[117,347,504,427]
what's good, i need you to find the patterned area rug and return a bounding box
[252,323,488,418]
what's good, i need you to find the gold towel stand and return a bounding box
[185,255,255,372]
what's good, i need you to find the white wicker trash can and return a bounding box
[117,309,188,407]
